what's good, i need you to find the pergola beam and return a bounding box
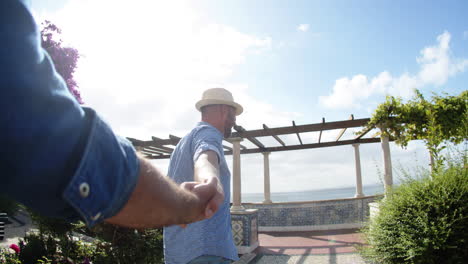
[355,126,373,140]
[130,117,380,160]
[234,125,266,149]
[147,136,175,146]
[144,137,382,159]
[140,150,163,157]
[263,124,286,146]
[292,121,303,145]
[318,117,325,143]
[225,138,248,150]
[140,148,163,155]
[169,134,181,144]
[222,143,233,151]
[335,114,354,142]
[230,118,370,138]
[147,146,172,154]
[236,137,380,154]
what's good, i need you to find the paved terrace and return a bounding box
[248,229,367,264]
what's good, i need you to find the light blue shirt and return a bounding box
[163,122,238,264]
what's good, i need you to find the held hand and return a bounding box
[194,176,224,218]
[179,176,224,226]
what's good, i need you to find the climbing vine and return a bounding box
[364,90,467,170]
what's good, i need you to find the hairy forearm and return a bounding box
[105,156,203,228]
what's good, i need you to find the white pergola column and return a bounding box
[231,137,244,211]
[262,152,272,203]
[380,134,393,194]
[352,144,364,198]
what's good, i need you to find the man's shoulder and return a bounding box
[192,122,222,138]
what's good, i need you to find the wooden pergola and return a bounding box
[127,115,394,208]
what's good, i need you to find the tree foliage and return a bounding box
[40,20,83,104]
[364,90,468,170]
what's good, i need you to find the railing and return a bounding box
[0,213,7,240]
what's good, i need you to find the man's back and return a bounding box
[163,122,238,264]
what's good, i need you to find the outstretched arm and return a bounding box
[193,151,225,217]
[106,156,220,228]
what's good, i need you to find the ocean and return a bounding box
[241,184,385,203]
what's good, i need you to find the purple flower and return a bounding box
[81,257,91,264]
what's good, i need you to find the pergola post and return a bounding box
[231,137,245,211]
[352,144,364,198]
[379,131,393,194]
[262,152,272,203]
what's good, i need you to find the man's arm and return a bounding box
[193,151,225,216]
[105,156,219,228]
[0,0,221,227]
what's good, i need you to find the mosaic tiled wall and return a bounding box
[231,210,258,247]
[243,195,382,228]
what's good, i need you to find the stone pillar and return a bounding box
[380,134,393,194]
[352,144,364,198]
[262,152,272,203]
[231,209,259,254]
[231,137,244,211]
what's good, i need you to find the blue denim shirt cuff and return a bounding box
[63,108,140,227]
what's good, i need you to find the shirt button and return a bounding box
[79,183,90,198]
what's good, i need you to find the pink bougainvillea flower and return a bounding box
[9,244,20,254]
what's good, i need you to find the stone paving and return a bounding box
[249,229,368,264]
[251,253,366,264]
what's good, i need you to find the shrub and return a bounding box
[0,195,21,216]
[1,213,165,264]
[360,158,468,264]
[88,224,164,264]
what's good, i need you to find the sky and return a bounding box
[30,0,468,195]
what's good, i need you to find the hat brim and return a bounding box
[195,99,243,116]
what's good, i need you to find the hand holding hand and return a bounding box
[179,175,224,227]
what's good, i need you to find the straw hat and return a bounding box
[195,88,243,116]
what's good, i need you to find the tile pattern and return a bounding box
[231,211,259,247]
[232,220,244,246]
[243,196,381,227]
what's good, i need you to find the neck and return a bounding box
[201,117,224,135]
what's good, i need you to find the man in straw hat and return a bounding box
[163,88,243,264]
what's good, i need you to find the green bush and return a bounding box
[360,159,468,264]
[87,224,164,264]
[0,195,21,216]
[0,216,165,264]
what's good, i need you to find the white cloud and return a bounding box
[297,24,309,32]
[319,31,468,109]
[38,0,279,139]
[35,0,434,195]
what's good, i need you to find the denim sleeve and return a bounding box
[0,0,139,226]
[192,126,224,163]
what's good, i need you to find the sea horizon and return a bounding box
[239,183,386,203]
